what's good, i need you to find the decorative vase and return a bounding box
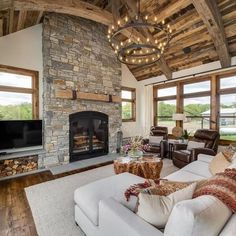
[128,150,143,160]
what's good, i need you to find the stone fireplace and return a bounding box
[42,13,121,167]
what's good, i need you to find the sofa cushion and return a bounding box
[136,183,196,228]
[222,144,236,162]
[197,154,213,163]
[149,136,163,145]
[219,214,236,236]
[166,169,206,182]
[74,172,144,226]
[164,195,232,236]
[182,160,212,178]
[209,152,231,175]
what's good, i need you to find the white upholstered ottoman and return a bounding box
[74,172,144,236]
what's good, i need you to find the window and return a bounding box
[121,87,136,121]
[184,81,210,94]
[157,100,176,133]
[154,85,177,134]
[157,86,176,97]
[219,93,236,141]
[184,97,210,134]
[0,65,39,120]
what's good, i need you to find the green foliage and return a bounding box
[158,102,176,117]
[0,103,32,120]
[122,102,132,119]
[184,104,210,116]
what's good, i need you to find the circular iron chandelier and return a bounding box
[107,0,172,66]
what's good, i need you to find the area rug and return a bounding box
[25,159,178,236]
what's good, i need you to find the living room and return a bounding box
[0,0,236,235]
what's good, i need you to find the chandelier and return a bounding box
[107,0,172,66]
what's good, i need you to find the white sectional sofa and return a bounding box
[74,154,236,236]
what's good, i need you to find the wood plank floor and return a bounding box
[0,161,113,236]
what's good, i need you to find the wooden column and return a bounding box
[176,83,184,128]
[210,75,219,130]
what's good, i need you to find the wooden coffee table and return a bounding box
[114,156,163,179]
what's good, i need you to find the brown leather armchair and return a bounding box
[143,126,168,158]
[172,129,220,168]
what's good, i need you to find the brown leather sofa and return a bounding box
[143,126,168,158]
[172,129,220,168]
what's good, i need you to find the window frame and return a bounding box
[0,64,39,120]
[121,86,136,122]
[153,69,236,144]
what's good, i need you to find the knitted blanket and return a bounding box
[193,168,236,213]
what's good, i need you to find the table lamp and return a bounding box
[172,113,186,138]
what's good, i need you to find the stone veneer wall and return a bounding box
[43,13,121,167]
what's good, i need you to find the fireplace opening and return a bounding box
[69,111,108,162]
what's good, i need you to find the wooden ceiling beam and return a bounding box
[9,8,14,33]
[0,18,3,36]
[192,0,231,67]
[17,10,27,31]
[121,0,172,80]
[13,0,113,26]
[0,0,12,11]
[36,11,43,24]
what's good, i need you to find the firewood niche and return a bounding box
[55,89,121,103]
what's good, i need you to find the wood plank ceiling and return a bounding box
[0,0,236,81]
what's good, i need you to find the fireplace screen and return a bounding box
[69,111,108,161]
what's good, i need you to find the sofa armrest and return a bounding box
[174,143,187,151]
[99,197,163,236]
[191,148,216,161]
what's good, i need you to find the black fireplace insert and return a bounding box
[69,111,108,162]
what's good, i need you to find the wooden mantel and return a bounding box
[55,88,121,103]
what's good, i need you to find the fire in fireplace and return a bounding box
[69,111,108,162]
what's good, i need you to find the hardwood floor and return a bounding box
[0,161,113,236]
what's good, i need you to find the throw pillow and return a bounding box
[187,141,205,150]
[222,144,236,162]
[209,152,231,175]
[149,136,163,145]
[136,182,197,228]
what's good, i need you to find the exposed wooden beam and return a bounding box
[36,11,43,24]
[0,0,12,11]
[111,0,120,25]
[0,18,3,36]
[9,9,14,33]
[192,0,231,67]
[17,10,27,31]
[121,0,172,80]
[13,0,113,26]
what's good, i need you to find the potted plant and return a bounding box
[180,129,190,144]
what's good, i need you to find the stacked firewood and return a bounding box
[0,156,38,177]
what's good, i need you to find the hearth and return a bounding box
[69,111,108,162]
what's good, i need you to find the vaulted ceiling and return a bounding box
[0,0,236,81]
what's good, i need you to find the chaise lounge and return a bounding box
[74,154,236,236]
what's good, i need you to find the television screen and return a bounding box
[0,120,42,152]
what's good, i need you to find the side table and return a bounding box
[168,139,179,159]
[114,156,163,179]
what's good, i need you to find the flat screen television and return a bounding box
[0,120,43,154]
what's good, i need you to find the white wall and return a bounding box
[121,64,142,137]
[0,24,43,117]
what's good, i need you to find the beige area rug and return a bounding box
[25,159,178,236]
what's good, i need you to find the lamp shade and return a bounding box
[172,113,186,121]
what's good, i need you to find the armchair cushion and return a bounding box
[149,136,163,146]
[187,141,205,150]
